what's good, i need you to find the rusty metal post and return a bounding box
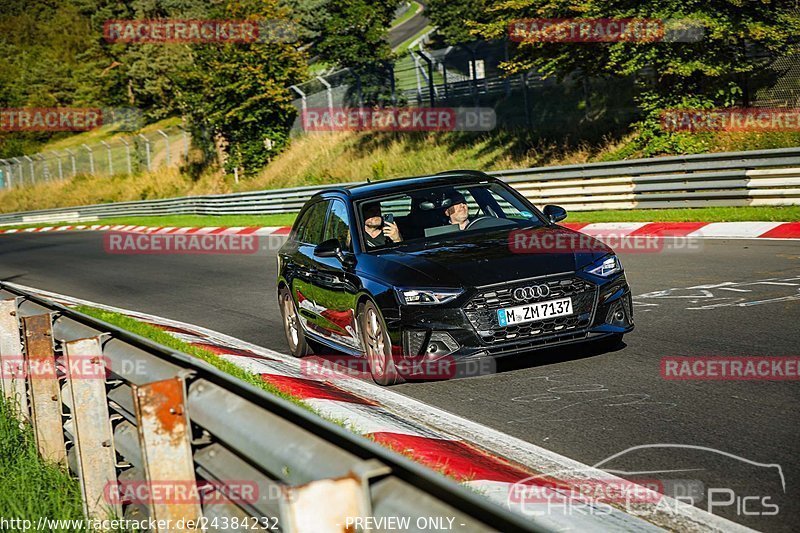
[281,477,368,533]
[64,336,120,520]
[0,298,29,419]
[132,376,201,531]
[22,313,66,465]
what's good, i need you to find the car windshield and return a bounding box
[357,182,545,252]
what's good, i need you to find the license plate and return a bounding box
[497,297,573,326]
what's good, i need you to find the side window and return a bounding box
[296,200,330,245]
[324,200,352,251]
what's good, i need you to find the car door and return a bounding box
[309,199,362,349]
[289,199,331,337]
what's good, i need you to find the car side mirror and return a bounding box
[543,205,568,224]
[314,238,354,266]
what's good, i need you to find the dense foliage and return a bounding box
[430,0,800,154]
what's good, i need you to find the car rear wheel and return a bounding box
[280,287,311,357]
[359,300,403,386]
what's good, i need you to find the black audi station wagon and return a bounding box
[277,171,634,385]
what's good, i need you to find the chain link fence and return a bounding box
[0,127,189,190]
[290,37,800,135]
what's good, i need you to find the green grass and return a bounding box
[2,206,798,233]
[74,306,313,412]
[0,399,85,532]
[0,213,297,231]
[391,1,422,29]
[565,205,800,223]
[33,117,182,153]
[393,23,434,54]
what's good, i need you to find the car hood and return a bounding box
[367,225,612,287]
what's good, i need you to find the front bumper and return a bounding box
[389,272,634,367]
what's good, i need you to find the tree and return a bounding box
[472,0,800,154]
[178,0,307,175]
[316,0,396,70]
[426,0,489,45]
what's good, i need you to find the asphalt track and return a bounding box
[1,232,798,531]
[388,1,429,49]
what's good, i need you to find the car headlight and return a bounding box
[585,255,622,277]
[396,288,464,305]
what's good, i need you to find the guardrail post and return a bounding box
[289,85,307,115]
[23,155,34,185]
[415,50,436,106]
[412,50,423,104]
[49,151,64,180]
[82,144,95,175]
[21,313,66,465]
[100,141,113,175]
[64,149,77,176]
[182,129,189,161]
[120,137,133,175]
[280,460,386,533]
[64,336,120,520]
[0,160,9,188]
[0,298,28,420]
[36,154,49,181]
[138,134,152,171]
[132,375,201,531]
[11,157,23,185]
[316,76,334,119]
[157,130,170,166]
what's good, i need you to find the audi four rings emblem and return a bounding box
[513,284,550,301]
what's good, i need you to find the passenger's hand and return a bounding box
[383,221,402,242]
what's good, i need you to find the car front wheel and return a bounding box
[359,300,403,386]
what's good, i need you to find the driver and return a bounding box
[363,202,402,248]
[443,190,471,230]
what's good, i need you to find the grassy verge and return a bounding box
[0,213,296,231]
[0,399,85,532]
[391,1,422,29]
[74,306,313,411]
[565,205,800,223]
[2,206,798,233]
[73,306,491,486]
[4,127,800,215]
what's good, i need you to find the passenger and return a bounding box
[363,202,402,248]
[443,190,471,230]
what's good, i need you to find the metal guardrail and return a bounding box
[1,147,799,226]
[0,283,541,532]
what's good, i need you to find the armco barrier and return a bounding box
[0,282,541,532]
[1,147,800,226]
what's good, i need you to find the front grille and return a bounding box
[464,276,597,344]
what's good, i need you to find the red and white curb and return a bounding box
[563,221,800,239]
[0,221,799,239]
[0,224,291,236]
[3,282,754,533]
